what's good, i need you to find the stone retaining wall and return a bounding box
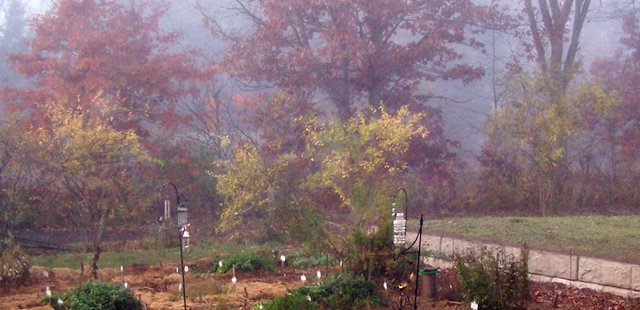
[407,232,640,298]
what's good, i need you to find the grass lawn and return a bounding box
[410,215,640,264]
[30,241,269,269]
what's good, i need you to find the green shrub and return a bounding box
[256,291,319,310]
[0,234,30,287]
[210,250,276,273]
[454,246,529,310]
[313,274,383,308]
[41,293,63,310]
[288,248,336,269]
[347,221,398,280]
[258,274,384,309]
[436,268,463,302]
[51,281,142,310]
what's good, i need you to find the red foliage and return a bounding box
[212,0,499,120]
[591,14,640,161]
[5,0,198,136]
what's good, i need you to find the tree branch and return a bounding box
[526,0,549,72]
[564,0,591,83]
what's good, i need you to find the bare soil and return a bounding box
[1,264,307,309]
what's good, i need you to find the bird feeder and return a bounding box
[164,194,171,221]
[182,228,190,253]
[392,204,407,247]
[177,201,188,227]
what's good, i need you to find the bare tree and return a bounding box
[524,0,591,99]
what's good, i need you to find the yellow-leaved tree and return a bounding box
[483,73,592,214]
[305,105,429,229]
[31,94,154,278]
[215,104,429,250]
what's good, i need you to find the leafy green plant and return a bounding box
[48,281,142,310]
[210,250,276,273]
[436,268,463,302]
[256,291,319,310]
[258,274,384,309]
[454,246,529,310]
[347,220,398,280]
[0,234,30,287]
[312,274,383,308]
[288,248,336,269]
[41,293,65,310]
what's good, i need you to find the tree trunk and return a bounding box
[91,208,108,280]
[331,55,352,122]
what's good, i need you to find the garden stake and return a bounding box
[121,240,125,284]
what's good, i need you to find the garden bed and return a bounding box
[2,264,639,309]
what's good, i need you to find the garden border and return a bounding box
[407,232,640,298]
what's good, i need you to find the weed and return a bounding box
[454,246,529,310]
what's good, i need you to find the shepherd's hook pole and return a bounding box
[414,215,424,310]
[179,228,187,310]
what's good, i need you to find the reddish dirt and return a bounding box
[2,265,640,309]
[1,264,314,309]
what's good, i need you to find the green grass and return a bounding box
[409,215,640,264]
[30,241,270,269]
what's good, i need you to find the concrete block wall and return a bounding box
[406,232,640,297]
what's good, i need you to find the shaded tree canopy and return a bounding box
[204,0,504,120]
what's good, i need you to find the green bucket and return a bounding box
[419,268,439,276]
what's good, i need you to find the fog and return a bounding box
[19,1,627,164]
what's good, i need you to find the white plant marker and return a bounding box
[184,266,189,273]
[176,267,179,273]
[316,270,321,280]
[231,264,237,284]
[218,260,223,268]
[124,282,128,289]
[280,254,287,276]
[43,271,49,278]
[45,286,51,298]
[383,281,388,290]
[178,283,182,291]
[57,299,63,306]
[339,259,343,268]
[306,294,311,301]
[301,274,307,283]
[120,265,124,272]
[259,304,263,309]
[470,301,479,310]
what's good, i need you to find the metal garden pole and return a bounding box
[179,227,187,310]
[413,215,423,310]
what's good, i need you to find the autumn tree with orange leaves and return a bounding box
[6,0,197,134]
